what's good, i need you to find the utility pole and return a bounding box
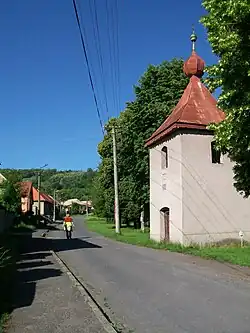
[37,172,41,218]
[53,189,56,222]
[86,199,89,217]
[112,126,120,234]
[37,164,48,219]
[140,205,145,232]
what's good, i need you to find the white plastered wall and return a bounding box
[149,133,183,243]
[181,132,250,244]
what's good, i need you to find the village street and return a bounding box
[47,216,250,333]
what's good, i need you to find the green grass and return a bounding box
[86,216,250,267]
[11,221,36,233]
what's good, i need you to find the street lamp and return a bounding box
[37,164,48,218]
[53,189,60,222]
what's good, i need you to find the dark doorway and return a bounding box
[160,207,170,241]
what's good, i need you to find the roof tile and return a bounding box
[146,75,225,147]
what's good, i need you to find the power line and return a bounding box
[77,0,102,116]
[112,0,121,116]
[110,0,120,116]
[114,0,121,115]
[104,0,121,117]
[104,0,115,115]
[88,0,109,120]
[72,0,104,135]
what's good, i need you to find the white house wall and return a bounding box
[149,134,183,243]
[181,132,250,244]
[32,201,45,215]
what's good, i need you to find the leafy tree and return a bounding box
[201,0,250,196]
[91,169,111,218]
[0,171,22,215]
[93,59,189,224]
[71,203,80,215]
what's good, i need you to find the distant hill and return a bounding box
[0,168,96,202]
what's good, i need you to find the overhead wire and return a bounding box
[114,0,121,115]
[89,0,109,121]
[72,0,104,135]
[105,0,116,117]
[76,0,98,88]
[104,0,121,117]
[110,0,120,116]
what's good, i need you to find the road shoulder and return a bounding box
[7,234,110,333]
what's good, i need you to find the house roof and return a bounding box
[19,181,33,197]
[32,187,54,204]
[42,192,54,204]
[146,34,225,148]
[48,194,60,205]
[63,199,92,207]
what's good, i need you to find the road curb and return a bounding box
[51,250,118,333]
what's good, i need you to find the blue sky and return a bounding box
[0,0,217,171]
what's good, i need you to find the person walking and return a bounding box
[63,212,74,239]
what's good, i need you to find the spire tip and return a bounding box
[190,25,197,51]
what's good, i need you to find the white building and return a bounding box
[146,33,250,245]
[0,173,6,184]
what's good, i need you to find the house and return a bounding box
[0,173,6,184]
[0,173,7,197]
[63,199,92,213]
[0,177,33,214]
[32,187,54,216]
[20,181,33,214]
[146,32,250,245]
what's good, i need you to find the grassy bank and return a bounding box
[85,215,250,267]
[0,234,18,332]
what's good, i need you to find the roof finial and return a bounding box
[190,25,197,51]
[183,26,205,78]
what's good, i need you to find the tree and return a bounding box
[94,59,189,224]
[0,171,22,215]
[201,0,250,196]
[71,203,80,215]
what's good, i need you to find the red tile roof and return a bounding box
[146,37,226,148]
[32,187,54,204]
[41,192,54,204]
[19,181,33,197]
[146,75,225,147]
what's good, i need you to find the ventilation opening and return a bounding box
[161,146,168,169]
[211,141,222,164]
[160,207,170,241]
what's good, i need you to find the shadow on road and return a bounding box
[10,231,102,314]
[52,237,101,252]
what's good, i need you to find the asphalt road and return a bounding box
[8,230,107,333]
[51,216,250,333]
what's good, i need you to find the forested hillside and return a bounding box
[0,168,96,202]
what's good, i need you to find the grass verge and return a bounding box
[10,221,36,233]
[0,234,18,332]
[85,215,250,267]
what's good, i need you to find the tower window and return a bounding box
[211,141,221,164]
[161,146,168,169]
